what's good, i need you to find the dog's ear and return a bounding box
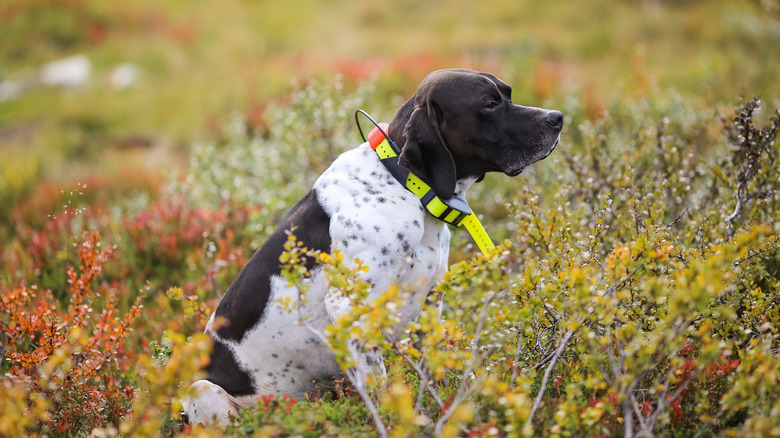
[392,97,457,199]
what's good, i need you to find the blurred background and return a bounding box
[1,0,779,223]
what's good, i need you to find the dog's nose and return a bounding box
[546,111,564,129]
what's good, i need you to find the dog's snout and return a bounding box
[546,111,564,130]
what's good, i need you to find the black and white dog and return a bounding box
[184,68,563,424]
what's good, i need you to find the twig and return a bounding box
[630,395,649,435]
[0,327,5,369]
[344,343,389,438]
[525,329,576,430]
[294,282,388,438]
[434,290,509,435]
[734,236,779,266]
[693,409,727,438]
[725,182,747,240]
[664,207,689,229]
[510,331,524,388]
[394,347,445,409]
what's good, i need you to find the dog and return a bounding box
[183,68,563,424]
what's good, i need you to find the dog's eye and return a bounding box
[483,99,500,110]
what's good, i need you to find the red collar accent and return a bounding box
[368,123,390,150]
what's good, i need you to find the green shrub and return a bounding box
[235,93,779,438]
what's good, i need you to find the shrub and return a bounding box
[243,94,779,437]
[0,231,143,437]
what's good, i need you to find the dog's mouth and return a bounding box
[504,136,560,177]
[541,137,560,160]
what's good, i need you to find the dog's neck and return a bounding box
[454,176,478,196]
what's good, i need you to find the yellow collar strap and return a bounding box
[367,124,495,254]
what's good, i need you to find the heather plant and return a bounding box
[0,231,143,437]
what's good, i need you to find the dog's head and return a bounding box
[388,68,563,199]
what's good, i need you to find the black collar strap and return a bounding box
[367,124,495,254]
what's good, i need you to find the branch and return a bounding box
[0,326,5,369]
[630,394,649,434]
[510,331,524,388]
[734,237,779,266]
[434,290,510,435]
[393,346,444,409]
[725,181,747,240]
[664,207,689,229]
[344,343,389,438]
[525,329,576,430]
[293,280,387,438]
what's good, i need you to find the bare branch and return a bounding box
[510,331,524,388]
[526,329,576,430]
[664,207,689,229]
[434,290,510,435]
[725,182,747,240]
[344,343,389,438]
[393,346,445,409]
[630,394,649,434]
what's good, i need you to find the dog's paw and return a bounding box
[364,350,387,381]
[182,380,238,426]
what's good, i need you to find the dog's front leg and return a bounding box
[324,286,388,388]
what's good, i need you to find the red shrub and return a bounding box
[1,230,143,436]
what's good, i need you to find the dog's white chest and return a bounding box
[314,143,450,305]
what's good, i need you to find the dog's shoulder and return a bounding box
[313,143,444,292]
[315,143,423,220]
[318,144,427,236]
